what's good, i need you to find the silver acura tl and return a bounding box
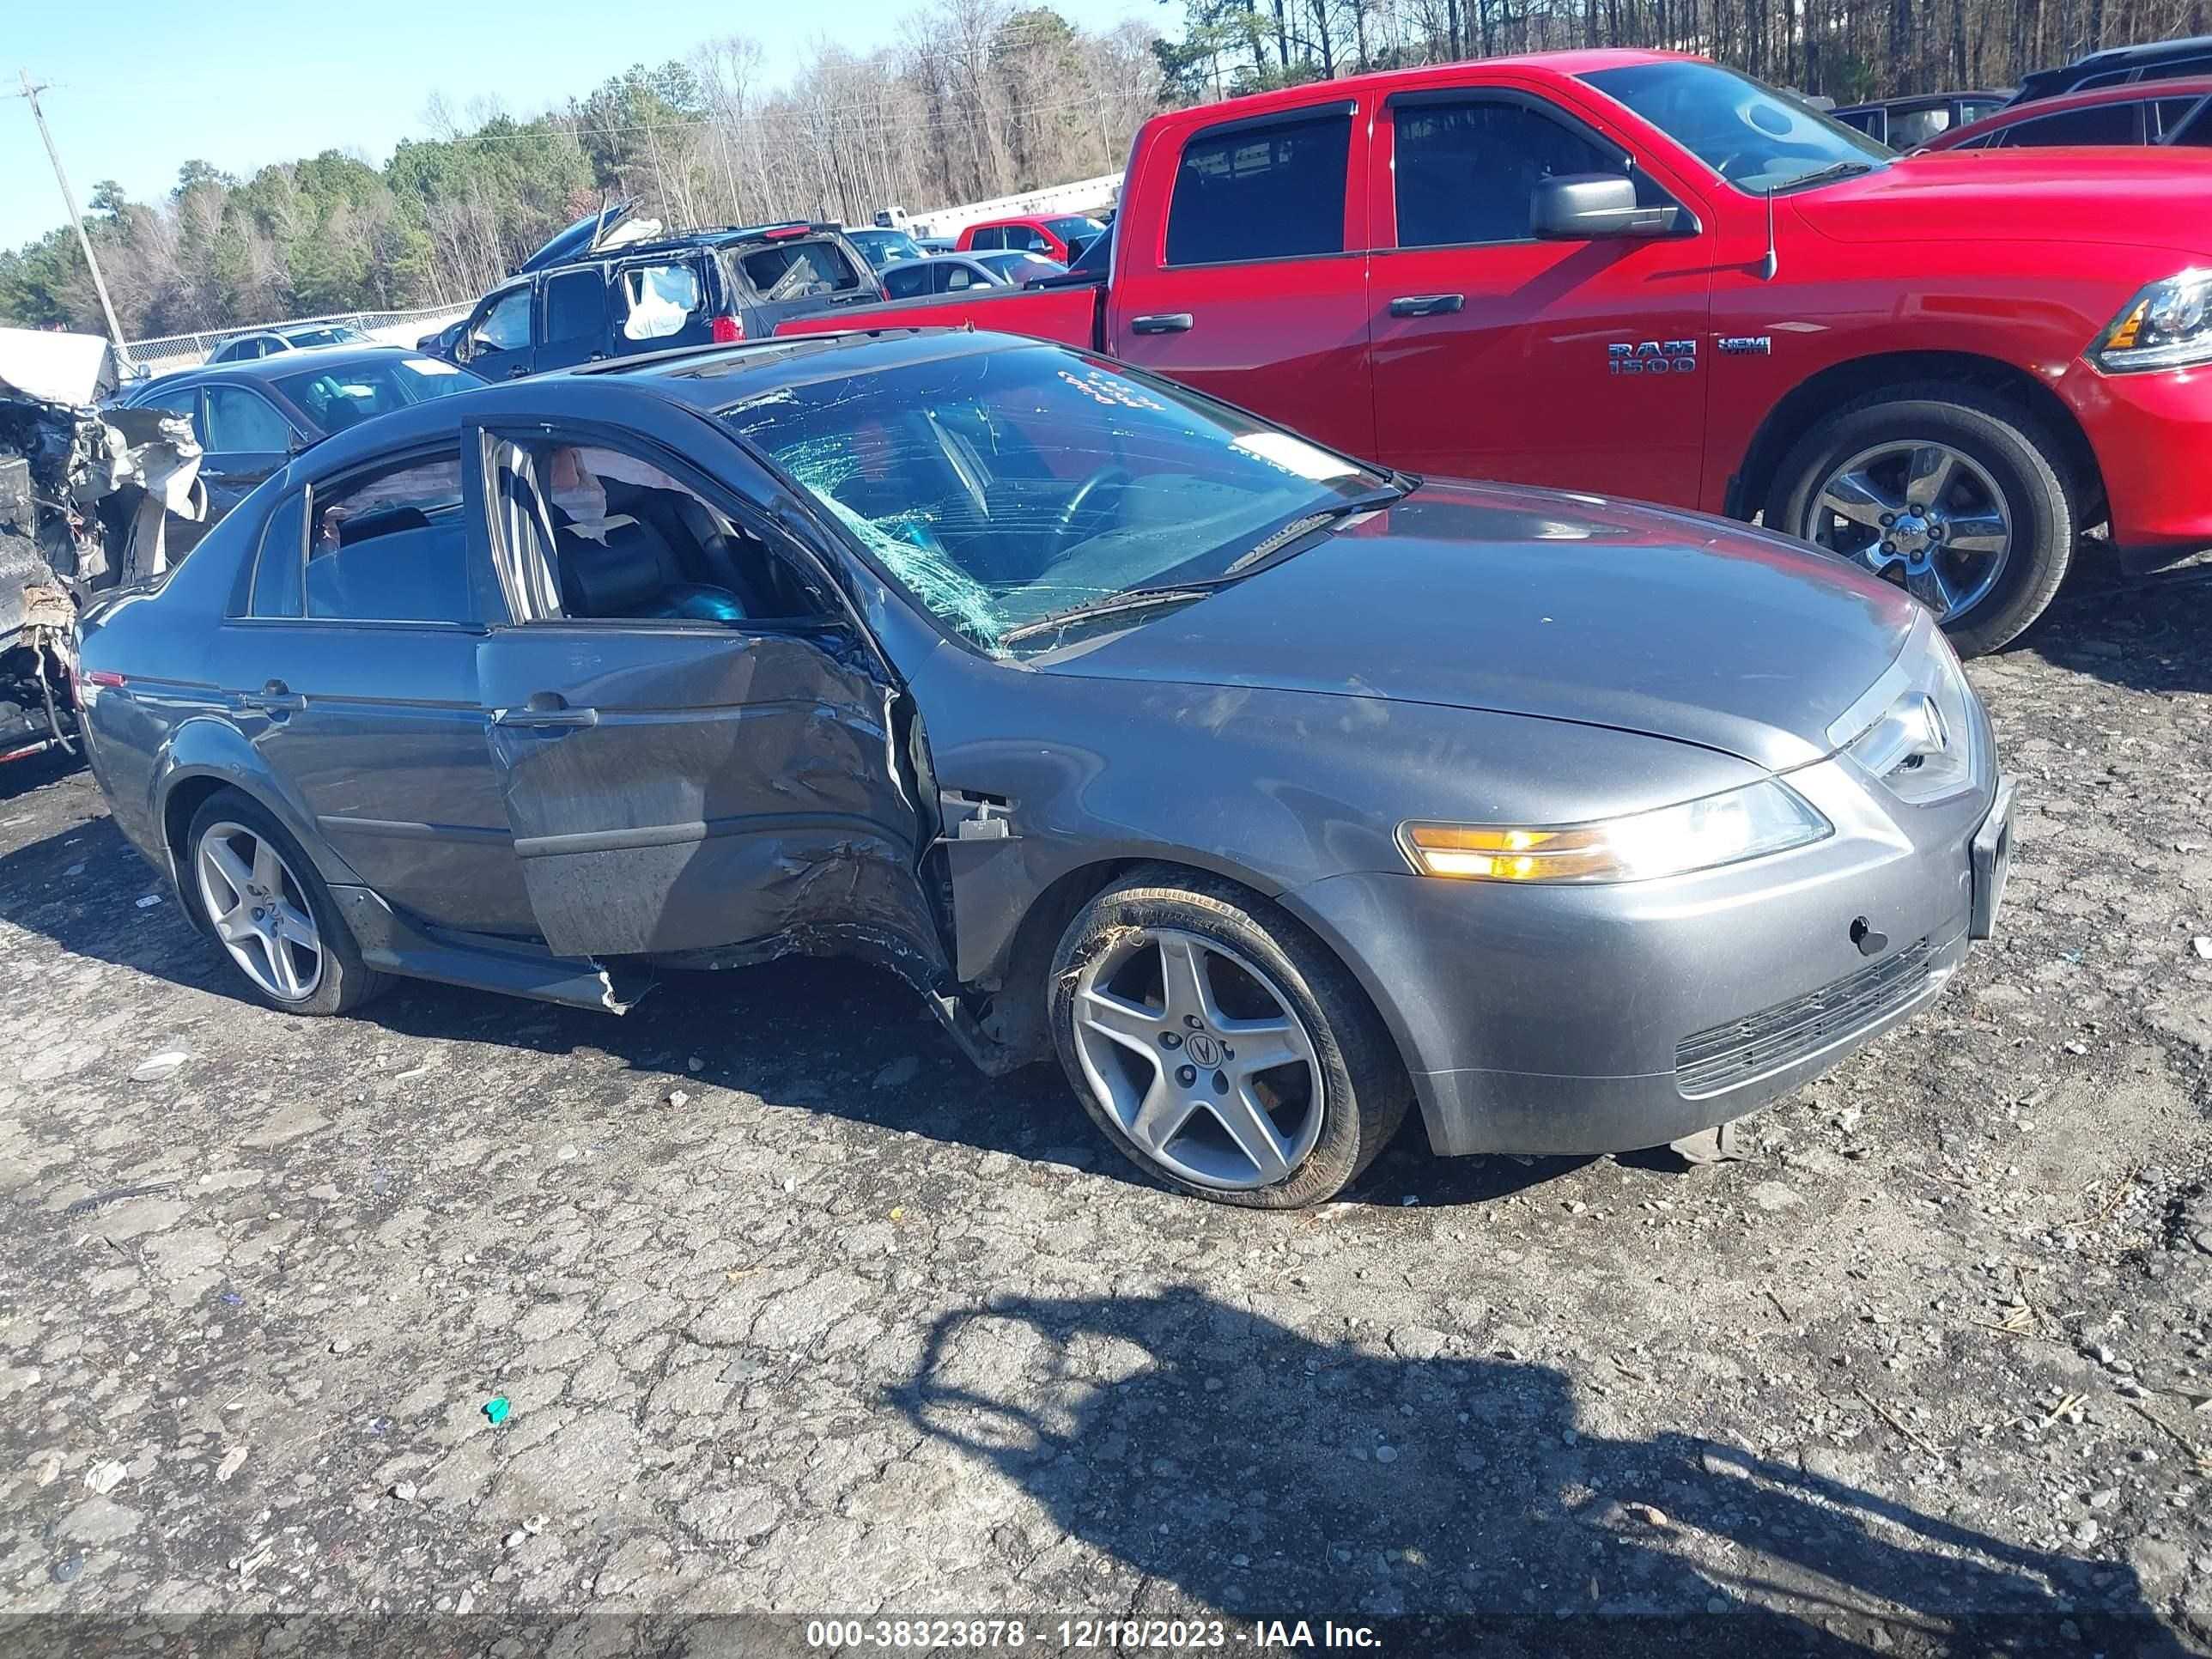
[71,331,2015,1207]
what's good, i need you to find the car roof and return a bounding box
[133,343,413,393]
[275,330,1041,482]
[2062,31,2212,71]
[1932,76,2212,143]
[532,221,851,276]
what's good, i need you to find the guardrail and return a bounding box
[122,303,473,380]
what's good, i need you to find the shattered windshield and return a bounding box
[1582,60,1892,191]
[719,345,1386,653]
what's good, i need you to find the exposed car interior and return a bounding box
[490,441,825,624]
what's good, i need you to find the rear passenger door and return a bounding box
[1364,87,1713,505]
[1109,100,1376,460]
[207,449,534,936]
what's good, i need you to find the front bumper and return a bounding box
[1285,762,2012,1157]
[2057,358,2212,568]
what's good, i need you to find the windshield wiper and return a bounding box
[1223,484,1409,575]
[997,585,1220,647]
[1776,159,1881,194]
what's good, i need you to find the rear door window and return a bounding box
[883,264,933,300]
[1888,105,1954,147]
[2001,101,2142,144]
[617,261,705,343]
[734,239,863,302]
[969,226,1006,251]
[1393,99,1628,246]
[307,453,484,624]
[1166,111,1352,266]
[544,270,609,349]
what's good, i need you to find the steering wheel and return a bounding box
[1047,468,1133,562]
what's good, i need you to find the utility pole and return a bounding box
[11,70,128,354]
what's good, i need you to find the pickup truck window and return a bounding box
[1582,60,1889,191]
[1395,100,1626,247]
[1166,112,1352,266]
[2002,101,2140,146]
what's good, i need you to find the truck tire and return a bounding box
[1764,383,2075,656]
[1048,867,1410,1209]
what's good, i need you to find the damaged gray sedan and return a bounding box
[74,331,2014,1207]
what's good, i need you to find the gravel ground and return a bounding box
[1,567,2210,1656]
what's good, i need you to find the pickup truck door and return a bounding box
[1365,86,1715,507]
[1108,100,1377,462]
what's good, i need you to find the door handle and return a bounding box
[493,690,599,729]
[1389,293,1466,317]
[506,365,529,380]
[1130,313,1194,335]
[239,678,304,714]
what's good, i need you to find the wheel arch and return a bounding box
[973,853,1409,1091]
[154,722,364,929]
[1726,350,2106,529]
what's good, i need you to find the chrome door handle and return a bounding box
[493,691,599,729]
[1130,313,1194,335]
[1389,293,1466,317]
[239,678,304,714]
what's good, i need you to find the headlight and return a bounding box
[1832,623,1978,805]
[1399,781,1829,884]
[2092,270,2212,373]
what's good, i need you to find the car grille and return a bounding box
[1674,935,1941,1098]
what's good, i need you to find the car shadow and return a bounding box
[2016,552,2212,696]
[0,811,1574,1205]
[893,1285,2183,1654]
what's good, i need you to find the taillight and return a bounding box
[711,314,744,344]
[85,670,126,689]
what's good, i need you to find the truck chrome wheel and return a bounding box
[1802,440,2012,622]
[1068,927,1325,1191]
[195,820,324,1002]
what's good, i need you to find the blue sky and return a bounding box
[4,0,1162,249]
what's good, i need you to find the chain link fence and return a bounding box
[120,304,473,381]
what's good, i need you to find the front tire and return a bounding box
[1765,383,2075,656]
[185,788,389,1017]
[1048,869,1410,1209]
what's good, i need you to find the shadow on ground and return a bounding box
[896,1285,2182,1656]
[2017,555,2212,696]
[0,806,1574,1207]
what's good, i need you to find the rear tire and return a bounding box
[1765,383,2075,655]
[185,787,389,1017]
[1048,868,1410,1209]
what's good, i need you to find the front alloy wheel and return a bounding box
[1802,439,2011,622]
[1048,870,1409,1208]
[1069,927,1326,1190]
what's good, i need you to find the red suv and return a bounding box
[787,52,2212,653]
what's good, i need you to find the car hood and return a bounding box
[1790,150,2212,251]
[1033,480,1920,771]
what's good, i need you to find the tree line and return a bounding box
[3,0,2206,340]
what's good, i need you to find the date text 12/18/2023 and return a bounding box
[802,1619,1384,1649]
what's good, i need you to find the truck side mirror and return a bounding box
[1531,174,1683,240]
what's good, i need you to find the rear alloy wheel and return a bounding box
[1766,384,2075,655]
[185,788,388,1017]
[1048,871,1408,1208]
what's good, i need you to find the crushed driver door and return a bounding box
[477,621,942,967]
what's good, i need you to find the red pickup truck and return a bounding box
[782,49,2212,653]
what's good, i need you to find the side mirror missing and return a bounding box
[1531,174,1683,240]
